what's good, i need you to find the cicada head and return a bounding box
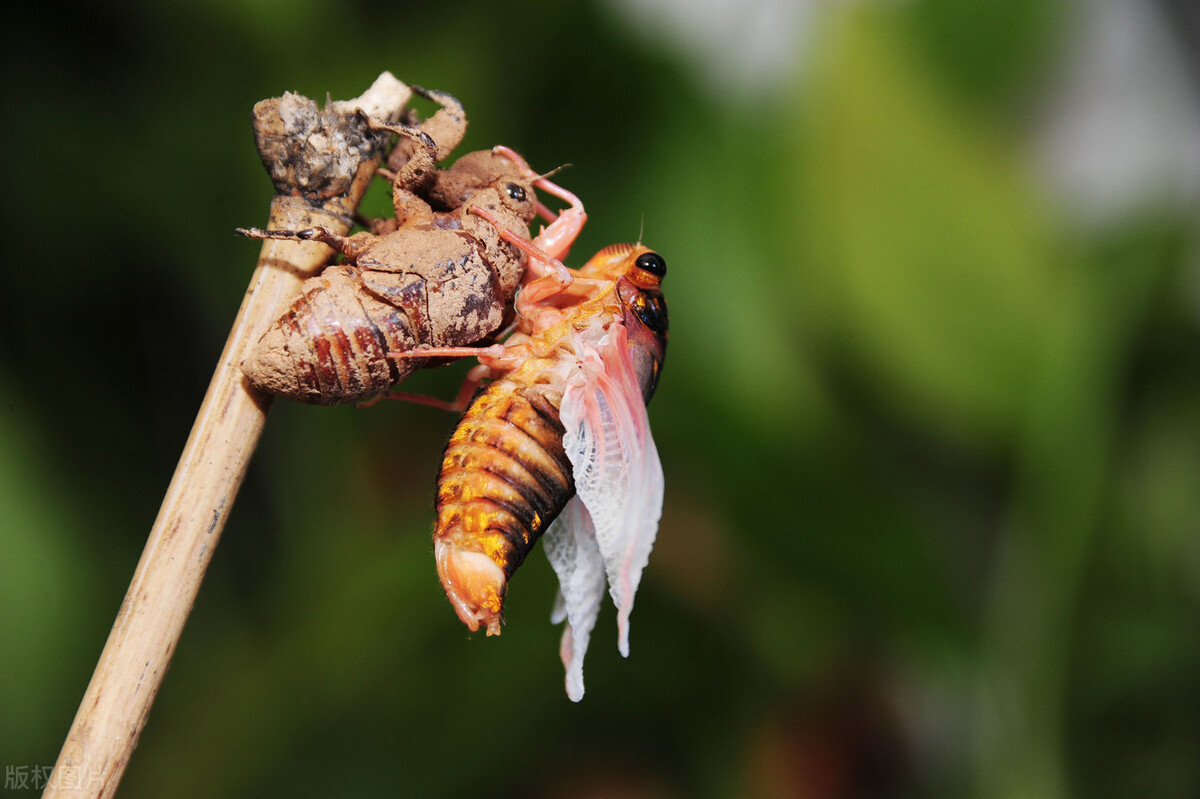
[455,175,539,229]
[581,244,669,403]
[427,150,535,212]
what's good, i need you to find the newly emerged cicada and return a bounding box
[238,88,585,404]
[393,213,668,701]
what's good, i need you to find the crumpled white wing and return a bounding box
[543,497,605,702]
[558,322,664,658]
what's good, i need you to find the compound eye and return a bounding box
[635,251,666,277]
[505,183,527,202]
[633,292,669,334]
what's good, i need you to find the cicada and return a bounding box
[393,213,668,701]
[237,88,585,404]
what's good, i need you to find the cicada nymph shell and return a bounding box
[238,88,586,404]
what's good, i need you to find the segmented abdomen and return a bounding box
[241,231,510,405]
[434,379,574,631]
[241,265,423,404]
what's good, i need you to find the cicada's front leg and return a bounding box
[368,121,446,227]
[397,86,467,164]
[380,85,467,177]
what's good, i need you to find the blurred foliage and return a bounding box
[1,1,1198,797]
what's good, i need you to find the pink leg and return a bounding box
[491,144,537,177]
[364,363,494,412]
[388,342,529,373]
[469,206,574,311]
[529,178,585,261]
[357,392,458,411]
[376,393,461,411]
[492,146,586,262]
[534,199,559,225]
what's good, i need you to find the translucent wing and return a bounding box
[543,497,605,701]
[558,321,664,657]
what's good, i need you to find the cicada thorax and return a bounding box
[433,369,575,635]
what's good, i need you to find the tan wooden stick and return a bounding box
[43,73,411,799]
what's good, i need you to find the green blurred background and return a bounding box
[3,0,1199,796]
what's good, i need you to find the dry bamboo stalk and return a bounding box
[43,73,411,799]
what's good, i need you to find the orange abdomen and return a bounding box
[434,379,574,634]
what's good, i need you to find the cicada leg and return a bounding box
[361,363,494,412]
[380,86,466,176]
[468,206,573,313]
[468,207,610,337]
[371,118,438,176]
[387,342,530,373]
[490,144,536,177]
[354,210,399,236]
[405,86,467,162]
[529,176,586,260]
[533,199,559,226]
[235,226,375,261]
[368,120,444,226]
[492,146,587,259]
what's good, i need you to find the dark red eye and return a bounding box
[635,252,666,277]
